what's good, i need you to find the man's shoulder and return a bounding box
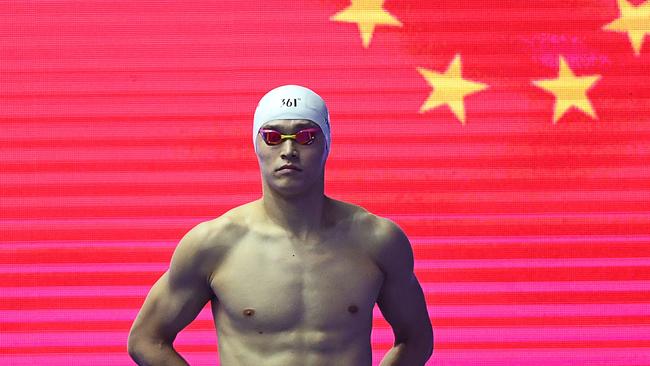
[168,202,261,283]
[332,201,411,270]
[328,198,408,251]
[175,203,256,259]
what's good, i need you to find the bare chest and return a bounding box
[209,235,383,333]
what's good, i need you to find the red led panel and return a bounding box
[2,1,650,365]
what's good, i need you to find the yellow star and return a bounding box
[416,54,489,125]
[532,56,601,124]
[330,0,402,48]
[603,0,650,56]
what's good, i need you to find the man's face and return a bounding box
[255,119,328,197]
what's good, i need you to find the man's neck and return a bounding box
[261,184,327,240]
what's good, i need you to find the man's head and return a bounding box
[253,85,331,154]
[253,85,331,196]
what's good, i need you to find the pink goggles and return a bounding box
[258,128,320,146]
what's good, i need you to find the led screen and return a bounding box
[3,1,650,365]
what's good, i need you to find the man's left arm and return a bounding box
[374,218,433,366]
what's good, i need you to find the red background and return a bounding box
[2,0,650,365]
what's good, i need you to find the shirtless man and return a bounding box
[127,85,433,365]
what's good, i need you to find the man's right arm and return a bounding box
[127,222,217,365]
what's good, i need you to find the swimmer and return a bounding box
[127,85,433,365]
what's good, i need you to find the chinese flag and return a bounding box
[2,1,649,365]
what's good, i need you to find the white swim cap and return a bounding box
[253,85,331,153]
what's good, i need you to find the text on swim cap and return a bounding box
[281,98,301,107]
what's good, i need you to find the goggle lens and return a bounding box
[262,130,283,144]
[259,128,319,146]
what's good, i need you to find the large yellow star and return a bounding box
[330,0,402,48]
[603,0,650,56]
[532,56,601,124]
[416,54,489,125]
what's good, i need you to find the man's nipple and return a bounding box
[243,308,256,317]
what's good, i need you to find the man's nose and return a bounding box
[280,139,298,159]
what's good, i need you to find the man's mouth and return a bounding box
[276,164,301,171]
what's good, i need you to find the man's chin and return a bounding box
[272,186,308,198]
[266,179,313,197]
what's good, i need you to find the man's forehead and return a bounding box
[261,119,318,130]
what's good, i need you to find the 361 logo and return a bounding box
[281,98,300,107]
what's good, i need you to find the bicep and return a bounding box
[131,223,216,342]
[131,270,213,343]
[374,219,431,342]
[378,270,431,342]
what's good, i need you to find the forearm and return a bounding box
[128,337,190,366]
[379,338,433,366]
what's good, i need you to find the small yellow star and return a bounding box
[330,0,402,48]
[603,0,650,56]
[416,54,489,125]
[532,56,601,124]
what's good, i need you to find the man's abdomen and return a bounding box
[214,323,373,366]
